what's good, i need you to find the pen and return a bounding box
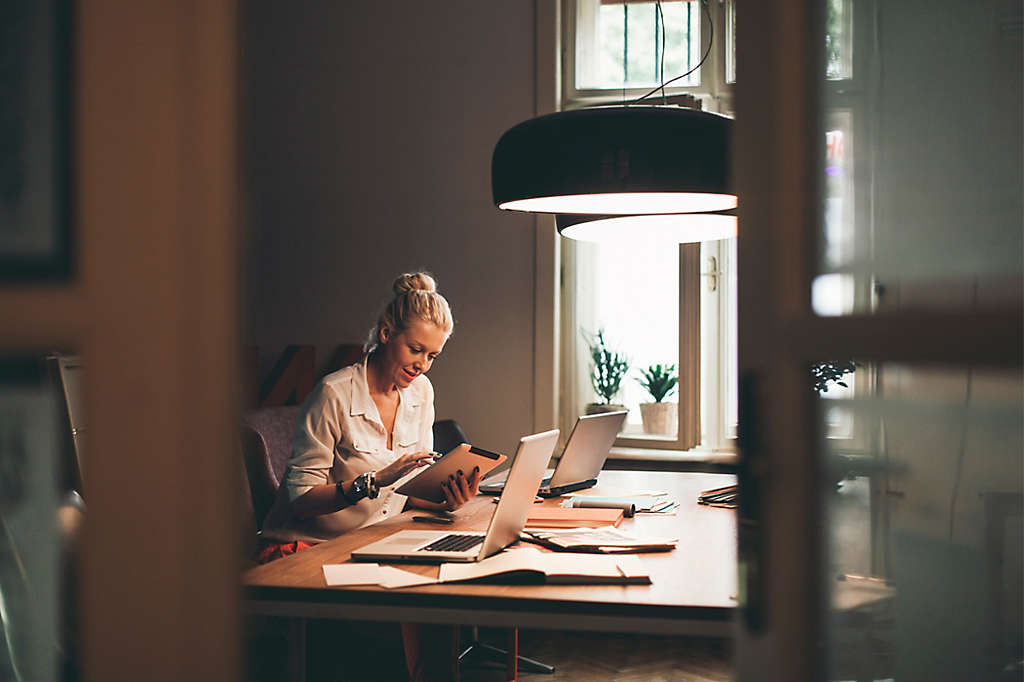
[412,515,454,524]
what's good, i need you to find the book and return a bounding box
[523,528,678,553]
[697,484,737,509]
[524,506,624,529]
[438,547,650,585]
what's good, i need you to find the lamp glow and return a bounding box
[498,192,736,215]
[556,212,737,243]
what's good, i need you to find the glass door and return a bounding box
[733,0,1022,680]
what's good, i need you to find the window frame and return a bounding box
[562,0,734,112]
[558,0,736,459]
[547,0,872,461]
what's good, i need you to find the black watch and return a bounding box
[347,471,379,503]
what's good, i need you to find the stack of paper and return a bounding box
[523,527,678,553]
[524,506,624,528]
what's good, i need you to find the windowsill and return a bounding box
[603,446,739,473]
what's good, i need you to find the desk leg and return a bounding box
[288,618,306,682]
[506,628,517,681]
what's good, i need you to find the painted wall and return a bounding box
[241,2,538,455]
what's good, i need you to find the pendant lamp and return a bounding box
[491,105,734,216]
[555,209,736,243]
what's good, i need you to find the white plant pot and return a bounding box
[585,403,626,416]
[640,402,677,436]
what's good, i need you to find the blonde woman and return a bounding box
[262,272,480,547]
[259,272,478,680]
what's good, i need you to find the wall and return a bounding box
[241,2,538,454]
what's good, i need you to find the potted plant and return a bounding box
[637,363,678,435]
[811,360,858,487]
[810,360,857,394]
[583,329,629,415]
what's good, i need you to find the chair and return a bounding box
[433,419,555,677]
[240,405,302,542]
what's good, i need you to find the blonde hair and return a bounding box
[365,272,454,353]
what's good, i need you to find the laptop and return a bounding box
[479,410,626,498]
[349,429,559,563]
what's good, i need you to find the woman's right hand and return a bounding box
[375,451,437,488]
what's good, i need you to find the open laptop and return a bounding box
[479,410,626,498]
[349,429,559,563]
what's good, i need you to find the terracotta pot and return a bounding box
[585,403,626,416]
[640,402,677,436]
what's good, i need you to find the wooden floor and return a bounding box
[245,620,734,681]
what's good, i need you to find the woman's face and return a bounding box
[378,320,449,389]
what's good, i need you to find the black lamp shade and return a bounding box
[492,106,734,215]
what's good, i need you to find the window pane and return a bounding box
[821,364,1022,680]
[815,0,1023,314]
[574,237,679,438]
[726,0,736,84]
[575,0,701,91]
[0,357,67,682]
[825,0,852,80]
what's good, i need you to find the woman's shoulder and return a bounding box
[320,361,361,388]
[305,362,362,407]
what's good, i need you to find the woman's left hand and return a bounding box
[441,466,481,511]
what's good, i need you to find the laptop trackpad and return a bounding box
[385,530,446,551]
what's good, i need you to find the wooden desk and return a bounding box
[243,471,738,637]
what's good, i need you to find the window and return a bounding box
[556,0,866,456]
[564,0,732,110]
[560,0,735,456]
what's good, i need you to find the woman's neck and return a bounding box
[365,352,398,397]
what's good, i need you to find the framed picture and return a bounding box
[0,0,72,281]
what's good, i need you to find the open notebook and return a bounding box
[349,429,559,563]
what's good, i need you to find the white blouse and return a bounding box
[261,358,435,543]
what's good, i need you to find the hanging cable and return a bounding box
[632,0,712,105]
[657,0,667,104]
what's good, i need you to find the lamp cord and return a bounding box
[657,0,667,104]
[632,0,712,105]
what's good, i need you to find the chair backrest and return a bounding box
[240,405,301,532]
[432,419,469,455]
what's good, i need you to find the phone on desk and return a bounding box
[395,443,506,503]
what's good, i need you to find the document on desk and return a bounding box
[322,563,385,586]
[438,547,650,585]
[322,563,438,589]
[523,527,678,553]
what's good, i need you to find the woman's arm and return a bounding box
[290,480,359,520]
[290,450,437,520]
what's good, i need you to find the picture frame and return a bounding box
[0,0,73,282]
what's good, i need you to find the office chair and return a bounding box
[432,419,555,677]
[240,406,302,546]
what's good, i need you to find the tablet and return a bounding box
[395,443,507,503]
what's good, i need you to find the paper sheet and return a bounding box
[322,563,384,586]
[322,563,439,589]
[378,566,440,589]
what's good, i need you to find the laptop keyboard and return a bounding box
[420,534,485,552]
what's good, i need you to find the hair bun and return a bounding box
[393,272,437,296]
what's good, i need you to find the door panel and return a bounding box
[734,0,1023,680]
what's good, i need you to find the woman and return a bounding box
[260,272,478,680]
[262,271,480,545]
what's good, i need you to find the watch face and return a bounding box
[351,476,365,500]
